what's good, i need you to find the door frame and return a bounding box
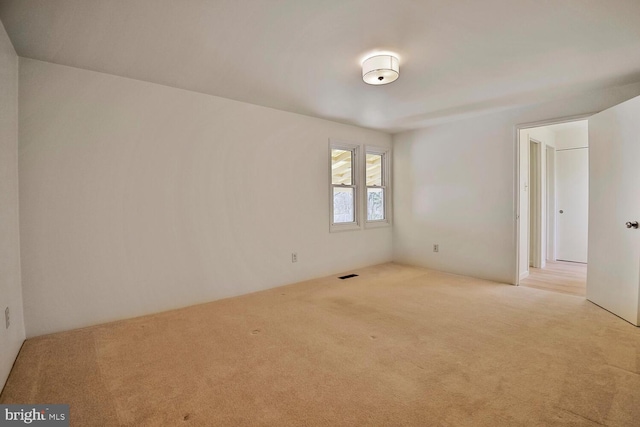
[529,138,542,269]
[514,113,593,285]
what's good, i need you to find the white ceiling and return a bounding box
[1,0,640,133]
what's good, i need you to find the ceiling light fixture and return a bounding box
[362,54,399,85]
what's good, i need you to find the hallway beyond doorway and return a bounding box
[520,261,586,296]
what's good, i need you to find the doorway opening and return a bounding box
[515,118,589,296]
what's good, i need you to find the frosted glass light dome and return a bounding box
[362,54,399,85]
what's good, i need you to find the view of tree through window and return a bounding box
[332,148,356,223]
[333,187,354,223]
[366,153,385,221]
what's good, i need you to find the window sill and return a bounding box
[330,222,361,233]
[365,220,391,229]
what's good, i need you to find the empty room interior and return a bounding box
[2,1,640,426]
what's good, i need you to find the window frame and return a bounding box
[329,140,361,232]
[364,145,392,228]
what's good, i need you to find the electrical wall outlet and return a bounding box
[292,253,298,263]
[5,307,9,329]
[433,244,439,253]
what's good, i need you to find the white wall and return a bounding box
[19,58,393,337]
[393,82,640,284]
[0,20,25,390]
[546,145,556,262]
[555,126,589,150]
[528,127,557,147]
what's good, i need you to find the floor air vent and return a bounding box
[338,274,359,280]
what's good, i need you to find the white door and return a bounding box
[556,148,589,263]
[588,95,640,326]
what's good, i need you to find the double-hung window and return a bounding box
[365,147,390,226]
[329,141,391,231]
[330,142,359,231]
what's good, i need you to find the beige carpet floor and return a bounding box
[2,263,640,426]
